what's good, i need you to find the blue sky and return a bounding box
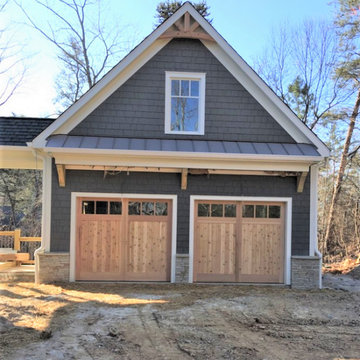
[0,0,335,117]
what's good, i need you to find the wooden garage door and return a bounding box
[76,198,172,281]
[194,201,284,283]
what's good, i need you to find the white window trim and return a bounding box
[69,192,177,283]
[189,195,292,285]
[165,71,206,135]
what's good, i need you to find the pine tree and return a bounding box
[155,1,211,26]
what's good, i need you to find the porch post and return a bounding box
[35,155,52,283]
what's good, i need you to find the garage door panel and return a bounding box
[76,197,172,281]
[195,222,236,282]
[194,201,285,284]
[77,218,124,279]
[127,220,169,280]
[239,222,283,282]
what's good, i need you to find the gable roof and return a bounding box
[0,117,54,146]
[30,2,329,157]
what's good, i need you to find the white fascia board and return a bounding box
[0,146,43,169]
[48,152,316,172]
[44,146,322,162]
[31,6,192,148]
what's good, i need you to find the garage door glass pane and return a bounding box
[269,205,281,218]
[155,202,168,216]
[242,205,254,218]
[142,202,154,215]
[82,201,94,214]
[96,201,108,214]
[110,201,122,215]
[256,205,267,218]
[198,203,210,217]
[211,204,223,217]
[128,202,140,215]
[225,204,236,217]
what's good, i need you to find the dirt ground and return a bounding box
[0,278,360,360]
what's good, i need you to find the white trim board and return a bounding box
[45,146,322,162]
[309,164,319,256]
[30,2,329,157]
[69,192,177,283]
[189,195,292,285]
[0,146,43,169]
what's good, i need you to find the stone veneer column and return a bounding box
[37,252,70,283]
[175,254,190,283]
[291,256,321,289]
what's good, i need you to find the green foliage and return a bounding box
[286,76,315,124]
[335,0,360,84]
[155,1,211,26]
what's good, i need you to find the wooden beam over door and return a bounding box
[56,164,66,187]
[181,168,188,190]
[63,164,300,178]
[297,172,308,193]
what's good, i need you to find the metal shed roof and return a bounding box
[46,135,321,157]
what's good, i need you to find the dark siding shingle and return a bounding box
[51,164,311,256]
[70,39,296,143]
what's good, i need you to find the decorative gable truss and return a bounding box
[159,11,214,41]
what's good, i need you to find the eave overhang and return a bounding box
[42,146,322,173]
[0,145,43,170]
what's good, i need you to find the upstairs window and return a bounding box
[165,72,205,135]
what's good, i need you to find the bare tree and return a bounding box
[254,20,352,130]
[16,0,136,108]
[254,13,360,262]
[0,1,26,107]
[322,0,360,255]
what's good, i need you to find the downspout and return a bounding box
[28,145,52,284]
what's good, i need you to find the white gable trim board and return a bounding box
[30,3,329,157]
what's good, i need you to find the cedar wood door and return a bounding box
[194,201,285,283]
[76,197,172,281]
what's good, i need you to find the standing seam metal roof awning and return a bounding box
[45,135,321,157]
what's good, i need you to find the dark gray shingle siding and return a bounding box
[0,117,54,146]
[50,165,310,256]
[70,39,296,143]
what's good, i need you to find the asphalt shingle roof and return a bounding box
[0,117,54,146]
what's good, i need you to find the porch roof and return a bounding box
[46,135,321,157]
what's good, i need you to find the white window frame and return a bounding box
[165,71,206,135]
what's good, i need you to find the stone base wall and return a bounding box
[36,252,70,283]
[291,256,321,289]
[175,254,189,283]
